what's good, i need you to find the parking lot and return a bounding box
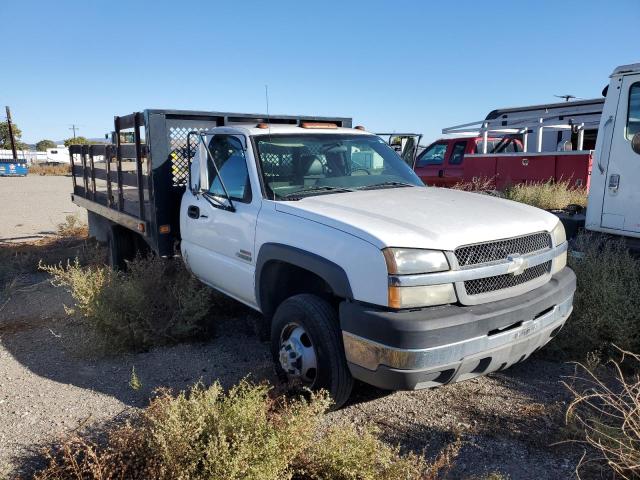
[0,176,86,243]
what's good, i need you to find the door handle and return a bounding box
[608,174,620,192]
[438,169,444,178]
[187,205,200,219]
[597,115,613,174]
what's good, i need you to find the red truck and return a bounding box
[413,135,592,190]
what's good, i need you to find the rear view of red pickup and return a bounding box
[414,136,592,190]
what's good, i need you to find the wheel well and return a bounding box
[108,223,151,269]
[259,261,338,318]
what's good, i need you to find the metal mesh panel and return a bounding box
[464,261,551,296]
[168,126,209,186]
[260,145,294,180]
[455,232,551,267]
[258,143,327,181]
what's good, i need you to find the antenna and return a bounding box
[265,85,272,132]
[265,85,275,200]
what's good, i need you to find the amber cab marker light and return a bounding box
[159,224,171,234]
[256,123,269,129]
[137,223,145,233]
[354,125,366,131]
[300,122,338,129]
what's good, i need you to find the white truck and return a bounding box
[70,110,575,407]
[585,63,640,238]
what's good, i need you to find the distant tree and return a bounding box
[0,121,28,150]
[35,139,57,151]
[64,136,90,147]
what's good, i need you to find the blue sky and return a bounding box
[2,0,638,144]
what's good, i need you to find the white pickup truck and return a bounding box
[70,110,575,407]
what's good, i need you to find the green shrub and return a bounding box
[295,424,459,480]
[549,233,640,360]
[34,381,457,480]
[503,180,587,210]
[41,255,214,351]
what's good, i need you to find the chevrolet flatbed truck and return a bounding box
[70,109,575,407]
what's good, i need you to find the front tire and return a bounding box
[271,294,353,409]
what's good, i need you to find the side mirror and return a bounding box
[632,132,640,155]
[189,152,201,193]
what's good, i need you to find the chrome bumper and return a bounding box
[343,293,573,389]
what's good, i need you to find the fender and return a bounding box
[255,243,353,314]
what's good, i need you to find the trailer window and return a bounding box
[627,83,640,140]
[417,143,447,166]
[206,135,251,202]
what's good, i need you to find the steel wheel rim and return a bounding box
[279,322,318,385]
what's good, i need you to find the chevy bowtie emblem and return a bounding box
[506,254,527,276]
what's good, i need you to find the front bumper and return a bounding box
[340,267,576,390]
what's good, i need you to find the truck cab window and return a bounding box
[417,143,447,166]
[206,136,251,202]
[449,142,466,165]
[627,83,640,140]
[255,134,422,199]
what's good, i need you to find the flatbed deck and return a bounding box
[70,109,352,256]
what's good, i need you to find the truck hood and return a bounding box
[274,186,559,251]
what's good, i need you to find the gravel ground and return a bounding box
[0,281,582,479]
[0,282,275,477]
[0,176,584,479]
[0,176,86,243]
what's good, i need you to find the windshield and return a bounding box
[254,134,423,199]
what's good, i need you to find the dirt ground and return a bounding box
[0,176,584,479]
[0,176,86,243]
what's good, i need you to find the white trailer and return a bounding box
[45,146,70,164]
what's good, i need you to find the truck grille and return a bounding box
[464,261,552,296]
[454,232,551,267]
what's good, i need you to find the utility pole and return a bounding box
[69,124,79,138]
[5,106,18,161]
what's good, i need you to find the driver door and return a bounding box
[414,141,448,185]
[180,134,260,307]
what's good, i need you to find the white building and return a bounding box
[0,145,71,164]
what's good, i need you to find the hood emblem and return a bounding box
[506,254,527,276]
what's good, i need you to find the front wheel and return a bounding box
[271,294,353,409]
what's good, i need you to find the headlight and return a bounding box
[551,221,566,247]
[383,248,449,274]
[551,250,567,274]
[388,284,457,309]
[551,221,567,274]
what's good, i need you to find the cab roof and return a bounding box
[612,63,640,76]
[212,123,373,137]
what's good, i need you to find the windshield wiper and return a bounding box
[280,186,354,200]
[357,181,415,190]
